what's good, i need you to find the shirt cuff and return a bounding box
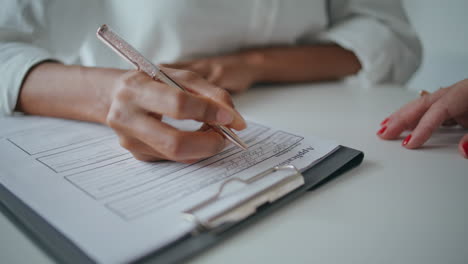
[0,43,55,115]
[318,16,401,85]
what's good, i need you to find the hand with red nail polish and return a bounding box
[376,79,468,159]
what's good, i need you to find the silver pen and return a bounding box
[96,24,248,150]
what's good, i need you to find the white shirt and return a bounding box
[0,0,422,115]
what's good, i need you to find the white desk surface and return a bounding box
[1,82,467,264]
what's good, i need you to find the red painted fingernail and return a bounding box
[380,117,390,126]
[377,126,387,135]
[402,134,412,146]
[463,142,468,156]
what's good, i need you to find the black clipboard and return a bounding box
[0,145,363,264]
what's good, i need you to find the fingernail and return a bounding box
[402,134,412,146]
[216,109,234,125]
[377,126,387,135]
[462,142,468,156]
[380,117,390,126]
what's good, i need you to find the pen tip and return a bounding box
[236,141,249,150]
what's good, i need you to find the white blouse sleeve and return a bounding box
[0,0,55,115]
[319,0,422,84]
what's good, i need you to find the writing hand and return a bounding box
[107,68,246,162]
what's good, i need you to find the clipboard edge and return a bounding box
[0,185,95,264]
[0,145,364,264]
[138,145,364,264]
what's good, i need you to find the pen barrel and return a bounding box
[96,24,160,78]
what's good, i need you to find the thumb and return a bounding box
[458,134,468,159]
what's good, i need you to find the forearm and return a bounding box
[243,44,361,83]
[16,62,123,124]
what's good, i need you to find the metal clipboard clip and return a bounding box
[182,165,304,233]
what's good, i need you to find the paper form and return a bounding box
[0,115,338,263]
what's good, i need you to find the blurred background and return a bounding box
[403,0,468,91]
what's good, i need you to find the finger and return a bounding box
[162,67,234,107]
[378,88,451,140]
[378,97,431,139]
[207,64,247,93]
[160,62,191,69]
[418,89,458,127]
[161,63,211,79]
[186,63,212,79]
[198,123,212,132]
[117,71,241,127]
[107,108,226,160]
[402,100,449,149]
[458,134,468,159]
[161,59,202,69]
[117,133,169,159]
[160,68,246,129]
[207,64,223,84]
